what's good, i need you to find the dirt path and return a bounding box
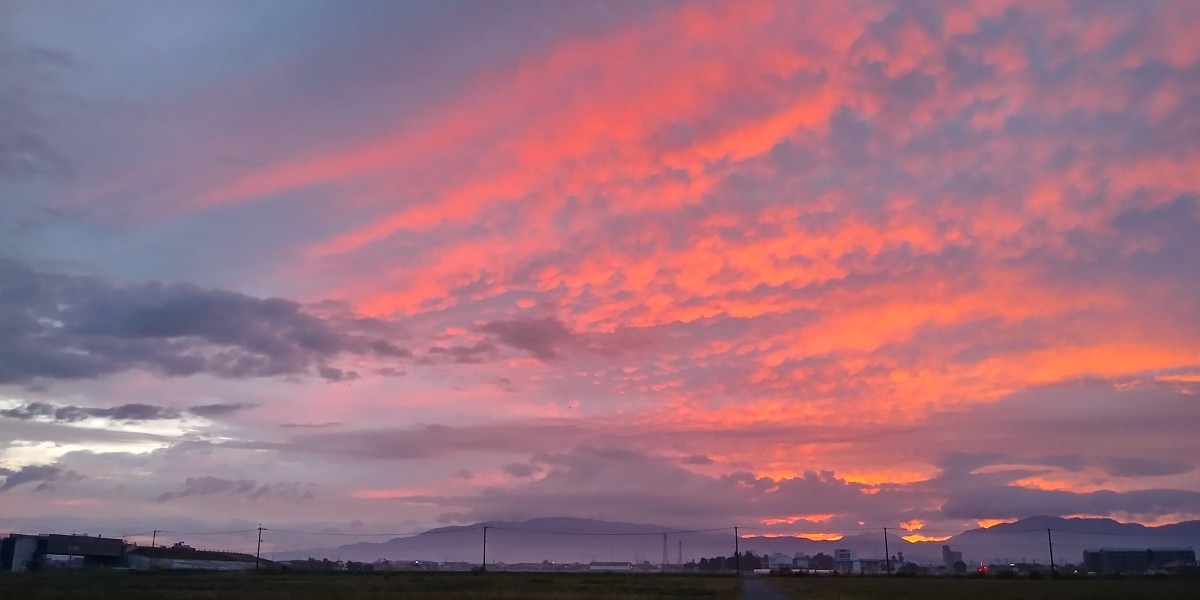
[741,575,794,600]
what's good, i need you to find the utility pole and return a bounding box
[678,540,682,566]
[256,524,265,569]
[662,533,668,572]
[482,526,488,571]
[883,527,891,574]
[1046,529,1056,578]
[150,530,161,570]
[734,527,740,574]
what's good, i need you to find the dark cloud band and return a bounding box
[0,258,409,384]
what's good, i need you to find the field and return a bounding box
[4,571,1200,599]
[0,571,741,600]
[766,574,1200,600]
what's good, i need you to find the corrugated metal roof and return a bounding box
[129,546,266,563]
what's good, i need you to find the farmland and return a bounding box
[766,574,1200,600]
[0,571,740,600]
[3,571,1200,599]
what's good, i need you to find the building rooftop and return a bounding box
[129,546,264,563]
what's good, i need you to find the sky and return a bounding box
[1,0,1199,552]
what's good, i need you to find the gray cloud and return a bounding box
[154,476,313,502]
[940,486,1200,521]
[0,41,74,183]
[316,364,359,382]
[187,402,257,418]
[0,130,70,183]
[279,421,342,429]
[0,464,82,493]
[931,451,1194,481]
[426,341,496,364]
[0,258,410,383]
[1092,457,1193,478]
[1,401,181,423]
[479,317,572,360]
[259,421,588,461]
[0,400,258,423]
[503,462,539,478]
[388,447,886,527]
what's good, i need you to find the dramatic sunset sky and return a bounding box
[2,0,1199,551]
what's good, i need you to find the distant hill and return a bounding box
[273,515,1200,567]
[274,517,735,564]
[943,516,1200,566]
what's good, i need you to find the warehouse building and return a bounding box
[126,543,267,571]
[1082,548,1196,574]
[1,534,124,572]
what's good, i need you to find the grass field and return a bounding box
[0,571,741,600]
[765,574,1200,600]
[4,571,1200,599]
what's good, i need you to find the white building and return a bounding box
[834,548,860,574]
[768,553,793,569]
[1,535,40,572]
[588,561,632,572]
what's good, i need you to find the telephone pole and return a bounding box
[883,527,891,574]
[256,524,265,569]
[661,533,668,572]
[734,527,740,573]
[1047,529,1056,578]
[150,530,161,570]
[482,526,489,571]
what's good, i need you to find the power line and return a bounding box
[739,525,883,531]
[487,525,733,536]
[156,528,258,535]
[270,526,483,537]
[29,522,1200,545]
[1047,528,1200,537]
[918,526,1200,537]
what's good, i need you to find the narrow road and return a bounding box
[741,575,794,600]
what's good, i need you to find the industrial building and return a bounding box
[1082,548,1196,574]
[125,544,264,571]
[2,533,267,572]
[942,545,963,570]
[1,534,124,572]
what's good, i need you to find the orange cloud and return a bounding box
[745,532,845,542]
[902,534,952,543]
[760,514,835,526]
[977,519,1015,529]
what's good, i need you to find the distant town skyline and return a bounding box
[2,0,1199,554]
